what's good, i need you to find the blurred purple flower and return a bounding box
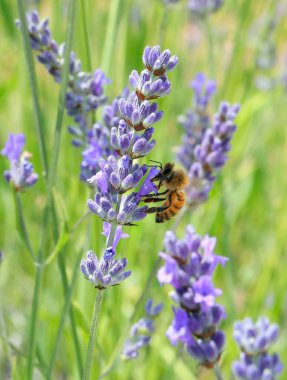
[1,134,38,191]
[233,317,283,380]
[188,0,223,16]
[122,299,162,361]
[233,317,279,356]
[190,73,216,111]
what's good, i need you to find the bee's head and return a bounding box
[152,163,174,182]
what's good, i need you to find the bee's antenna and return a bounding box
[149,160,162,169]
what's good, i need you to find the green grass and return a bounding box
[0,0,287,379]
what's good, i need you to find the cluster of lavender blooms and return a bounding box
[80,223,130,289]
[122,299,163,360]
[18,11,109,139]
[232,317,283,379]
[177,73,216,170]
[158,225,227,367]
[188,0,223,16]
[176,73,240,209]
[87,45,178,226]
[81,45,178,287]
[1,134,38,191]
[18,10,115,183]
[20,12,180,185]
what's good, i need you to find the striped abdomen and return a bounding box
[156,190,186,223]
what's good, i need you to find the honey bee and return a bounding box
[143,162,189,223]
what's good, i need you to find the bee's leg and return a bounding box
[155,189,169,196]
[146,192,173,214]
[146,196,171,213]
[145,205,169,214]
[141,189,169,198]
[143,197,167,203]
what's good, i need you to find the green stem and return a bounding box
[84,289,104,380]
[24,0,76,376]
[84,191,121,380]
[98,358,119,380]
[13,191,35,260]
[16,0,48,178]
[0,309,11,364]
[26,201,49,379]
[47,0,76,196]
[70,211,91,234]
[80,0,92,72]
[218,176,235,319]
[213,363,224,380]
[101,0,121,75]
[58,255,84,376]
[26,263,43,379]
[46,250,84,379]
[47,1,83,374]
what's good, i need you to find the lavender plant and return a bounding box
[80,44,178,380]
[6,2,285,379]
[177,73,240,209]
[100,72,241,378]
[18,10,114,183]
[1,133,38,191]
[177,73,216,171]
[15,2,85,378]
[158,225,227,369]
[232,317,283,379]
[17,10,109,139]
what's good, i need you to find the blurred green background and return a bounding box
[0,0,287,379]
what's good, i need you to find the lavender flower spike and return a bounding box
[122,299,163,361]
[176,73,240,209]
[234,317,279,355]
[1,134,38,191]
[177,73,216,172]
[18,10,109,139]
[80,249,131,289]
[190,73,216,112]
[87,45,178,225]
[186,101,240,208]
[233,317,283,380]
[142,45,179,76]
[159,225,227,368]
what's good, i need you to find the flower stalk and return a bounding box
[83,215,120,380]
[13,191,35,260]
[84,289,104,380]
[16,0,48,178]
[213,363,223,380]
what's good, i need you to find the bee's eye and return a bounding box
[163,168,172,176]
